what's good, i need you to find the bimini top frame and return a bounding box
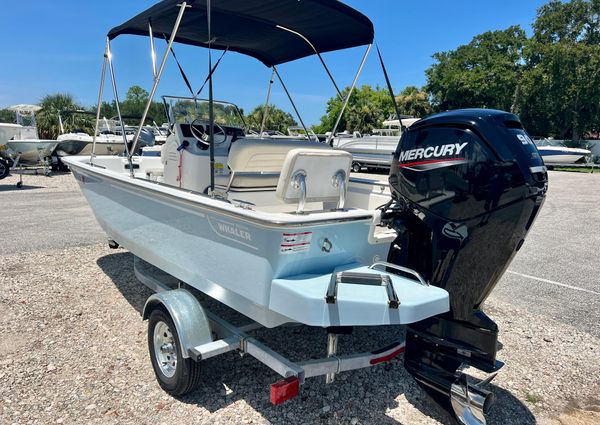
[96,0,400,190]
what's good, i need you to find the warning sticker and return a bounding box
[280,232,312,255]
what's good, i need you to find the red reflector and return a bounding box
[370,346,405,365]
[270,376,300,405]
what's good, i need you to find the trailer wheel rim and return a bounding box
[153,321,177,378]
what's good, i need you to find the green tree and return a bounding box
[96,86,166,125]
[425,26,527,113]
[35,93,85,139]
[395,86,433,118]
[519,0,600,140]
[313,85,394,134]
[0,109,16,123]
[246,104,297,134]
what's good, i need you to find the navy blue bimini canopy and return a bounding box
[107,0,374,67]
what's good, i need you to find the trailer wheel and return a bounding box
[352,163,361,173]
[148,308,201,396]
[0,159,9,180]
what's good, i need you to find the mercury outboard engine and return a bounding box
[383,109,547,424]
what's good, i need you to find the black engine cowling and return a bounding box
[384,109,547,408]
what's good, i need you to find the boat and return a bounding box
[64,1,548,423]
[332,130,403,171]
[533,138,591,165]
[0,105,58,176]
[55,110,125,157]
[332,114,420,171]
[55,111,156,158]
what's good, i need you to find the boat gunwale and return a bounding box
[64,156,378,229]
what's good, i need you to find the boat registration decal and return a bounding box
[280,232,312,254]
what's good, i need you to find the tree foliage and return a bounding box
[395,86,433,118]
[246,104,297,134]
[35,93,87,139]
[313,85,395,134]
[518,0,600,139]
[424,0,600,140]
[120,85,167,125]
[0,109,16,123]
[426,26,527,113]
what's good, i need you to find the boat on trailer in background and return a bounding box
[0,105,58,186]
[64,1,548,423]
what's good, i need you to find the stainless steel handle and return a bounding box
[369,261,429,286]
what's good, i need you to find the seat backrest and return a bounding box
[276,149,352,207]
[227,138,330,173]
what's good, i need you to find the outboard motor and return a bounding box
[384,109,547,424]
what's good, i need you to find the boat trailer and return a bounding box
[134,255,406,404]
[133,255,494,423]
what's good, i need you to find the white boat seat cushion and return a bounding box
[276,149,352,203]
[222,138,331,189]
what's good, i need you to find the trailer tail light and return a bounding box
[270,376,300,405]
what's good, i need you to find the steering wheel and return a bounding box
[189,119,227,148]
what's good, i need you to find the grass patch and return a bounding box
[526,393,544,404]
[552,166,598,173]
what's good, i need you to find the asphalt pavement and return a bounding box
[492,170,600,337]
[1,170,598,336]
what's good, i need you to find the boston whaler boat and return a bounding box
[64,1,548,423]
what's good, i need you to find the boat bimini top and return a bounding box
[94,0,401,191]
[107,0,375,67]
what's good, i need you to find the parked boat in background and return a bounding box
[55,112,156,165]
[0,105,57,175]
[534,138,591,165]
[332,115,419,172]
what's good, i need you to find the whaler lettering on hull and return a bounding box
[208,217,257,250]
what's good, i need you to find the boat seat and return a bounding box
[276,148,352,213]
[217,138,330,190]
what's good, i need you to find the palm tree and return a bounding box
[35,93,84,139]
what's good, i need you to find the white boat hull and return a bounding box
[540,153,587,164]
[64,155,449,328]
[536,146,590,165]
[4,139,58,164]
[333,136,399,167]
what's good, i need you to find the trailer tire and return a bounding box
[0,159,9,180]
[148,307,202,396]
[352,163,361,173]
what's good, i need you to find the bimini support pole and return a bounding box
[106,38,132,170]
[91,40,109,165]
[326,44,372,146]
[260,68,276,137]
[207,0,216,194]
[129,2,189,167]
[273,66,313,141]
[276,25,343,100]
[148,19,157,80]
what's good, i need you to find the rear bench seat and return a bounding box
[215,138,331,191]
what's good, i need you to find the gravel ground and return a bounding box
[1,172,599,425]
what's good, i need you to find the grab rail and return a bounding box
[369,262,429,287]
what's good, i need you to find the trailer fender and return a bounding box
[143,289,213,359]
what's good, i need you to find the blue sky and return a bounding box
[0,0,548,125]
